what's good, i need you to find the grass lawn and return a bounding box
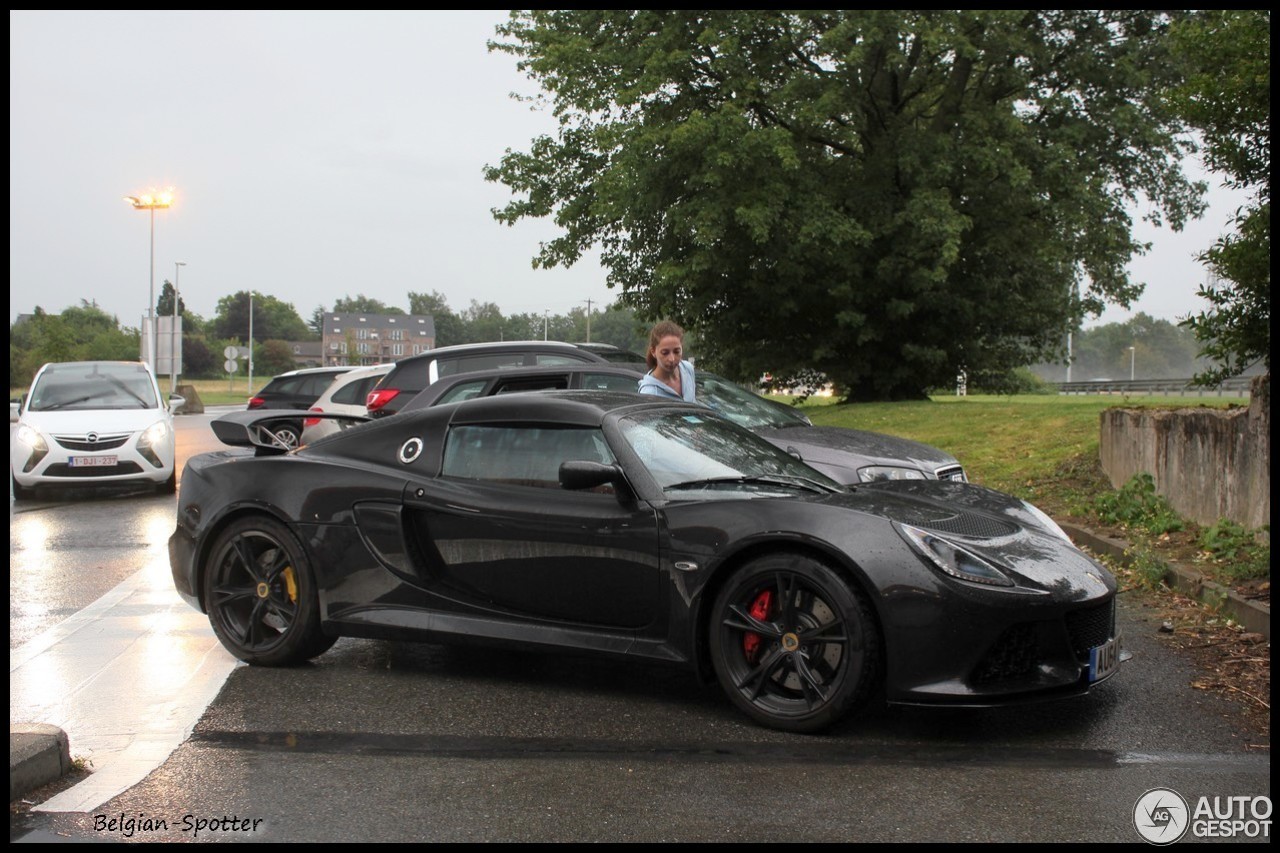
[787,393,1243,497]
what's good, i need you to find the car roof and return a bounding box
[38,360,153,374]
[401,363,644,411]
[277,366,354,377]
[443,388,694,427]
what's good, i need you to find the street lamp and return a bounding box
[172,261,186,394]
[1129,346,1136,381]
[124,190,174,373]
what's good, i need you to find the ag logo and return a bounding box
[1134,788,1190,845]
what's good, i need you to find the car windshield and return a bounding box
[619,409,840,497]
[696,373,810,430]
[28,364,158,411]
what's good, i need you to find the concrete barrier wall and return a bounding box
[1099,375,1270,529]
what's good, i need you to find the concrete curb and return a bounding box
[10,723,71,802]
[1061,522,1271,641]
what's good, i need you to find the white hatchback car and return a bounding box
[299,363,393,444]
[11,361,180,500]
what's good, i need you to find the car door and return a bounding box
[402,422,662,630]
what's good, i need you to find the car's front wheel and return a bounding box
[709,554,880,733]
[10,470,35,502]
[203,516,335,665]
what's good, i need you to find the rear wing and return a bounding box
[211,410,370,455]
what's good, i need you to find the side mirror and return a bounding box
[559,460,634,501]
[786,445,803,461]
[168,393,187,413]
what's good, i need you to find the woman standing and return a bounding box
[637,320,697,402]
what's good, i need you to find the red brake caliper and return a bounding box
[742,589,774,662]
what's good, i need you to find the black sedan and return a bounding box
[170,392,1121,732]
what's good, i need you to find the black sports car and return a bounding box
[170,392,1121,732]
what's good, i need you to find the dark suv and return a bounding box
[365,341,645,419]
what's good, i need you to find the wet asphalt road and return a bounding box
[10,414,1271,842]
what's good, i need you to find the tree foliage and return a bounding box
[332,294,405,315]
[156,280,186,318]
[486,10,1204,399]
[1170,10,1270,383]
[212,291,312,343]
[10,303,139,388]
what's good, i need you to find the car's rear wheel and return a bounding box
[270,423,302,451]
[203,516,335,665]
[709,554,880,733]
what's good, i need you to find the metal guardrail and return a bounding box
[1055,376,1253,397]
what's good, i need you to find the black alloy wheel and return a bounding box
[203,516,335,665]
[709,554,880,732]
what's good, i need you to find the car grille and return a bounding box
[42,462,144,478]
[934,465,966,482]
[52,432,132,451]
[1065,599,1116,657]
[972,623,1040,684]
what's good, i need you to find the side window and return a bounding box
[331,377,373,406]
[434,380,490,405]
[441,425,615,489]
[582,372,640,392]
[438,353,526,377]
[494,377,569,394]
[303,375,337,397]
[267,376,305,396]
[535,354,591,366]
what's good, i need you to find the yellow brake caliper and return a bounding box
[282,566,298,603]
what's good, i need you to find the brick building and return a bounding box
[320,313,436,366]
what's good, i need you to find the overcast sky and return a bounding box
[9,10,1247,331]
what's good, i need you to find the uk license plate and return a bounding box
[69,455,118,467]
[1088,633,1121,683]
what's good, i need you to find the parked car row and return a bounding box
[268,341,968,485]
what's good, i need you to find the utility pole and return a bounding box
[583,298,594,342]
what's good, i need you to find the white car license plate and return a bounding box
[69,455,118,467]
[1088,633,1121,683]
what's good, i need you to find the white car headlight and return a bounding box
[16,424,48,452]
[858,465,926,483]
[137,421,170,449]
[897,523,1015,587]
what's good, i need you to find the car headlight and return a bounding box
[1021,500,1074,544]
[15,424,49,472]
[137,421,170,449]
[858,465,926,483]
[896,523,1015,587]
[16,424,47,452]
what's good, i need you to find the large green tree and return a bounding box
[487,10,1203,399]
[212,291,312,343]
[1171,10,1270,383]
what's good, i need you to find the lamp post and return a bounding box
[172,262,186,394]
[124,190,174,374]
[1129,346,1136,381]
